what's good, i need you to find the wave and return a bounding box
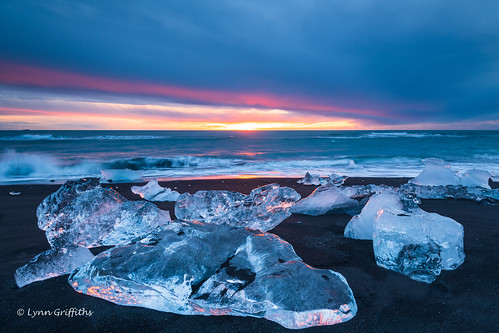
[0,150,101,181]
[1,150,497,183]
[0,134,170,141]
[315,132,464,140]
[104,156,243,170]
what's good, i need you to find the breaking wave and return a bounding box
[0,134,170,141]
[315,132,464,140]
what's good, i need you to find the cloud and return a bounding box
[0,0,498,128]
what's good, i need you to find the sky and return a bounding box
[0,0,498,130]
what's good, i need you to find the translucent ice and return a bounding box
[297,172,327,186]
[297,173,347,186]
[100,169,142,182]
[15,247,94,287]
[341,184,390,200]
[459,169,491,189]
[373,207,465,283]
[37,178,171,248]
[291,183,359,216]
[131,179,180,201]
[69,221,357,329]
[347,160,363,169]
[400,183,499,203]
[328,173,348,186]
[344,190,404,240]
[410,158,459,186]
[175,184,300,231]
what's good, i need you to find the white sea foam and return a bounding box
[315,132,464,140]
[0,134,169,141]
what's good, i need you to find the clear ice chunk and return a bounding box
[344,190,404,240]
[399,183,499,203]
[459,169,491,189]
[100,169,142,182]
[69,221,357,329]
[174,184,301,231]
[131,179,180,201]
[15,247,94,287]
[291,183,359,216]
[373,207,465,283]
[410,158,460,186]
[297,173,347,186]
[37,178,171,248]
[328,173,348,186]
[297,172,327,186]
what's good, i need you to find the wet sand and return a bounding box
[1,177,498,332]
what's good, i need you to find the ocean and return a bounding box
[0,130,498,184]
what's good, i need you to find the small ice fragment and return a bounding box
[9,191,21,196]
[344,190,404,240]
[347,160,363,169]
[175,183,300,231]
[297,172,325,186]
[459,169,491,189]
[328,173,348,186]
[100,169,142,182]
[410,158,459,186]
[399,183,499,203]
[373,207,465,283]
[131,179,180,201]
[291,183,359,216]
[15,247,94,287]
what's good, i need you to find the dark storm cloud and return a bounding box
[0,0,498,125]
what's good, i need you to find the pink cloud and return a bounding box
[0,61,390,118]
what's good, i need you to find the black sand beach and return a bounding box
[1,178,498,332]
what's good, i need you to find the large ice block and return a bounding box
[37,178,171,248]
[344,190,404,240]
[174,183,300,231]
[291,183,359,216]
[373,208,465,283]
[131,179,180,201]
[69,221,357,329]
[15,247,94,287]
[410,158,460,186]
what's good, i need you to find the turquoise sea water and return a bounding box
[0,130,497,183]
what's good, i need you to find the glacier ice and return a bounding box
[15,247,94,287]
[69,221,357,329]
[100,169,142,182]
[328,173,348,186]
[373,207,465,283]
[37,178,171,248]
[340,184,390,200]
[297,173,348,186]
[174,183,300,231]
[400,183,499,203]
[344,190,404,240]
[297,172,327,186]
[291,184,360,216]
[410,158,460,186]
[459,169,491,189]
[131,179,180,201]
[347,160,363,169]
[410,159,492,188]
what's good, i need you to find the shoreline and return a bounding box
[1,177,498,332]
